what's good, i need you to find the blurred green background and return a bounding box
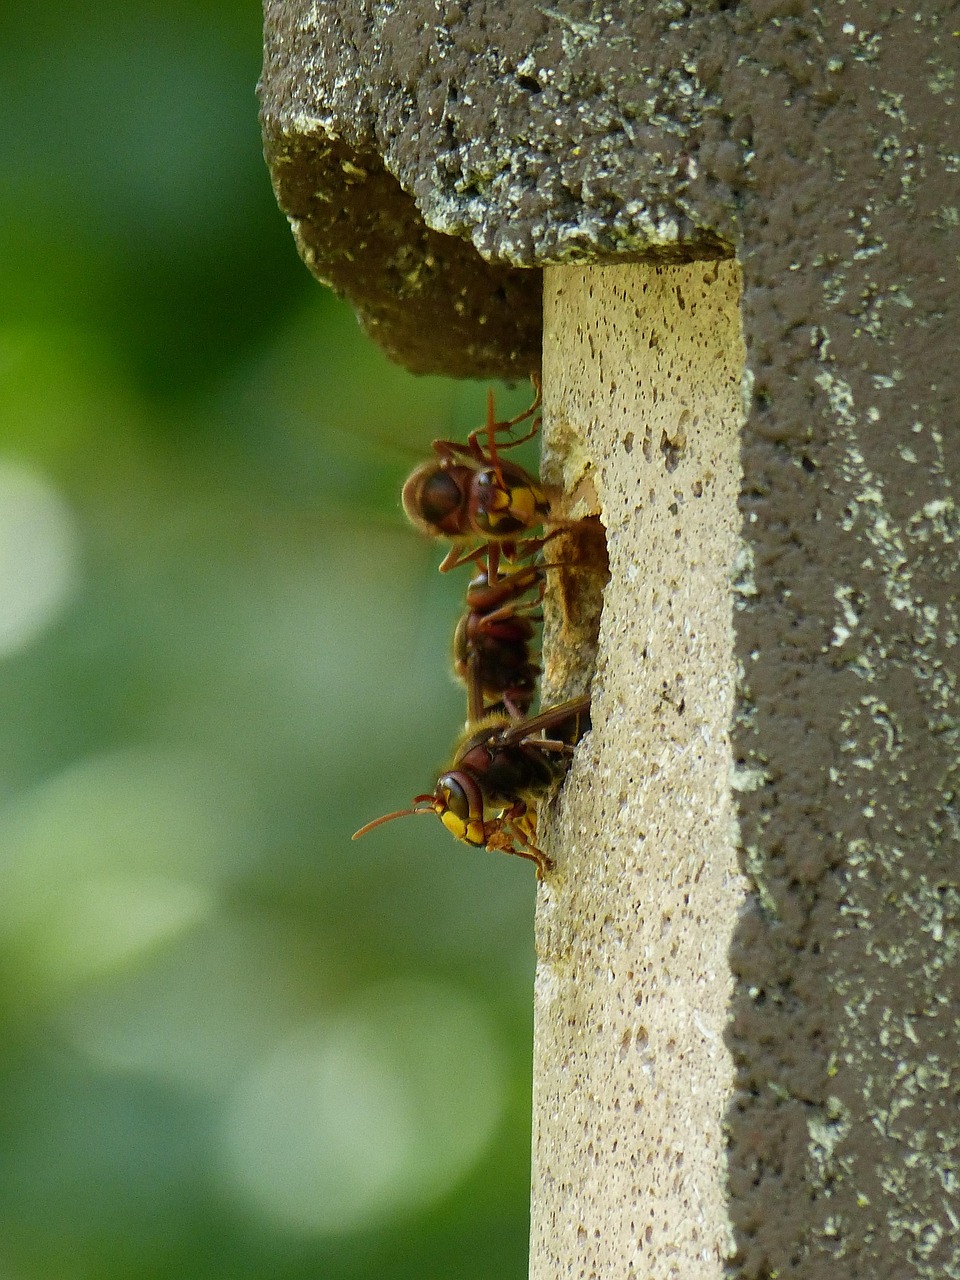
[0,4,542,1276]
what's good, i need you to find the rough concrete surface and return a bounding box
[259,0,733,374]
[532,261,746,1279]
[262,132,542,376]
[261,2,960,1276]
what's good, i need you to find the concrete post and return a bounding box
[260,4,960,1275]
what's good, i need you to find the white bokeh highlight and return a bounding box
[220,979,506,1235]
[0,748,257,995]
[0,457,79,657]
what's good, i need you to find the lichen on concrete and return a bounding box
[725,9,960,1274]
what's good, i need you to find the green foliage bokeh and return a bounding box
[0,5,541,1277]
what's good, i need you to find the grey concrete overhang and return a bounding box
[259,0,738,377]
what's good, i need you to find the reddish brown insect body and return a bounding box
[454,563,544,722]
[352,695,591,878]
[401,380,551,577]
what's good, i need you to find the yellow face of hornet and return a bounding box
[434,773,486,847]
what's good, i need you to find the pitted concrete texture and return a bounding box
[533,261,746,1280]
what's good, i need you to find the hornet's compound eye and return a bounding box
[438,775,470,822]
[436,773,485,846]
